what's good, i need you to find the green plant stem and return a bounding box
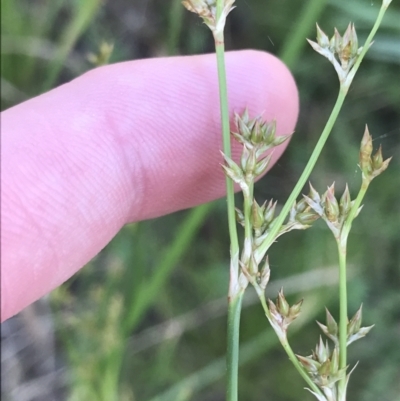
[216,37,243,401]
[226,291,244,401]
[328,4,391,395]
[225,179,254,400]
[337,179,370,395]
[337,241,348,389]
[214,3,241,401]
[215,38,239,264]
[255,86,347,261]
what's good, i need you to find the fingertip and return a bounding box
[226,49,299,135]
[1,50,299,320]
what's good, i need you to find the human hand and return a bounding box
[1,50,298,321]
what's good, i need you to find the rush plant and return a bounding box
[182,0,393,400]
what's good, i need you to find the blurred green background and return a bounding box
[1,1,399,400]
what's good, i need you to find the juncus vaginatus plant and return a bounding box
[182,0,393,400]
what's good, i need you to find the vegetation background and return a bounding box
[1,0,399,400]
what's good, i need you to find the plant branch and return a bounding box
[337,240,348,398]
[255,1,391,262]
[255,86,347,261]
[337,180,369,396]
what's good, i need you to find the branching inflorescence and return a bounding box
[182,1,392,400]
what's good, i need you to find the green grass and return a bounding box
[1,1,399,400]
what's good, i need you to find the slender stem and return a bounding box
[337,180,369,395]
[255,87,347,260]
[337,239,348,396]
[335,2,391,383]
[214,3,242,401]
[329,5,390,395]
[225,179,254,401]
[215,18,239,274]
[226,291,244,401]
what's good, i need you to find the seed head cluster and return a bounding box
[308,23,363,85]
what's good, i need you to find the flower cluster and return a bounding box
[296,306,373,401]
[223,111,319,265]
[302,126,391,240]
[359,125,391,182]
[182,0,235,38]
[298,338,347,401]
[267,289,303,339]
[223,111,323,293]
[222,112,323,341]
[316,306,373,348]
[308,23,363,85]
[303,183,356,239]
[222,111,291,197]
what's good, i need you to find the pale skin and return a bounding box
[1,50,299,322]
